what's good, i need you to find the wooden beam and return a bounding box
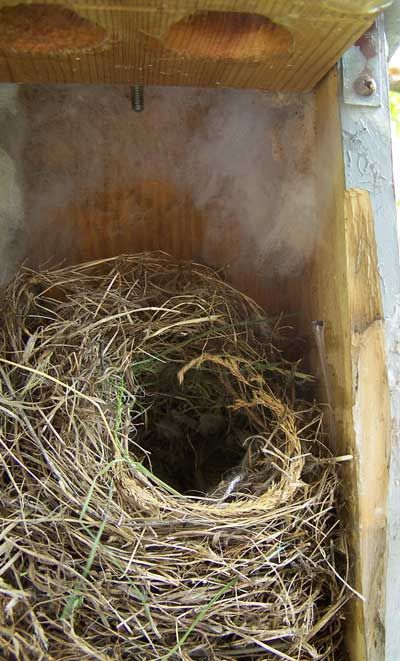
[344,188,390,661]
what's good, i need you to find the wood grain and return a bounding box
[0,0,387,90]
[344,188,390,661]
[19,83,317,320]
[296,72,389,661]
[310,68,389,661]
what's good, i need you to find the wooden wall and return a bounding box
[17,83,317,321]
[311,72,390,661]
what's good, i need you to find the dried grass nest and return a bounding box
[0,252,351,660]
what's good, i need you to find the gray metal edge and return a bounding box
[340,14,400,661]
[385,0,400,60]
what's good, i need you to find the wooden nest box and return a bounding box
[0,1,398,659]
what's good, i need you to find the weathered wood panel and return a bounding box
[345,188,390,661]
[311,68,390,661]
[17,83,317,316]
[0,0,388,90]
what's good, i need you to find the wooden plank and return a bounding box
[309,72,390,661]
[344,188,390,661]
[0,0,388,90]
[19,83,318,317]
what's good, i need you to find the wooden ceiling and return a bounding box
[0,0,388,90]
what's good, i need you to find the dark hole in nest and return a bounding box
[134,363,252,496]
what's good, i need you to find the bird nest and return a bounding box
[0,252,350,660]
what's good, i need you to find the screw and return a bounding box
[131,85,144,112]
[353,74,377,97]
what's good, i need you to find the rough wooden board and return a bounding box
[310,72,364,661]
[0,0,388,90]
[310,73,390,661]
[17,83,317,315]
[344,188,390,661]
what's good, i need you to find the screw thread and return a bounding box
[131,85,144,112]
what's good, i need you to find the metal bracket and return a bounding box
[342,20,383,107]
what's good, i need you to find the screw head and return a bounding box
[353,74,377,97]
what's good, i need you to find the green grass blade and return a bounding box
[79,458,124,520]
[61,485,113,620]
[161,579,236,660]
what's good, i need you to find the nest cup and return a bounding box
[0,252,349,660]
